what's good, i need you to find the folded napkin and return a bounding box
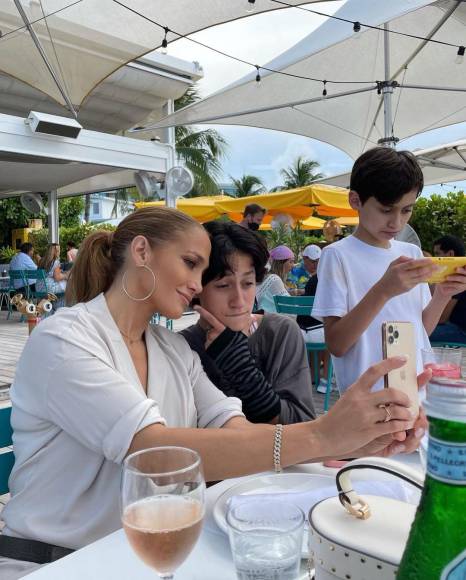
[228,480,420,518]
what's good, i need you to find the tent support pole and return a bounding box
[161,99,176,208]
[379,23,397,148]
[13,0,78,119]
[48,191,59,244]
[136,85,376,131]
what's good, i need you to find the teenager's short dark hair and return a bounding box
[433,234,465,257]
[350,147,424,205]
[20,242,33,254]
[67,240,76,248]
[202,221,269,285]
[243,203,266,217]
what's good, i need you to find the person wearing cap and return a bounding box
[255,245,294,312]
[239,203,267,231]
[287,244,322,294]
[295,245,330,393]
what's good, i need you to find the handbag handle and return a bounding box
[336,457,424,520]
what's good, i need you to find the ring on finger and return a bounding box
[379,404,392,423]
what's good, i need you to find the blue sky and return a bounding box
[168,1,466,197]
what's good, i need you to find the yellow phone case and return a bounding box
[426,257,466,284]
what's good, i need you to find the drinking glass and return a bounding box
[121,446,205,580]
[421,347,462,379]
[227,499,304,580]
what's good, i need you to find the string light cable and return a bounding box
[0,0,83,42]
[112,0,466,96]
[270,0,466,55]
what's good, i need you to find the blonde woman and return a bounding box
[255,245,294,312]
[37,243,68,295]
[0,208,427,578]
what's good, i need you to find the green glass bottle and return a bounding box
[397,377,466,580]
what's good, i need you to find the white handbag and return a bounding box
[308,457,424,580]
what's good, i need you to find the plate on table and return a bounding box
[213,473,336,558]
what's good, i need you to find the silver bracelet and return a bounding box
[273,424,284,473]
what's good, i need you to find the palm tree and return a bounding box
[230,174,265,197]
[174,86,228,196]
[280,156,324,189]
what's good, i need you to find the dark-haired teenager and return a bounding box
[312,147,466,393]
[181,221,316,424]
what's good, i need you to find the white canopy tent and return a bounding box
[147,0,466,160]
[318,140,466,188]
[0,53,203,134]
[0,0,323,117]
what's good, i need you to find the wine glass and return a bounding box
[121,446,205,579]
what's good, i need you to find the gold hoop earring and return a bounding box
[122,265,156,302]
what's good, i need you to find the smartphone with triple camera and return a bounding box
[382,321,419,416]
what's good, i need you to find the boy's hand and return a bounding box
[193,305,226,348]
[434,266,466,298]
[376,256,438,299]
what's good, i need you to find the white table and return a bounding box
[24,456,422,579]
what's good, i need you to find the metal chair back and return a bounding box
[273,294,316,315]
[0,407,14,495]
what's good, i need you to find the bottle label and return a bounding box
[441,549,466,579]
[427,436,466,485]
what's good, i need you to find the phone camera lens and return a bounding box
[388,325,394,334]
[388,336,394,344]
[394,330,399,339]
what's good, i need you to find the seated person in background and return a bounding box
[430,234,466,344]
[255,245,293,312]
[0,207,426,579]
[295,244,330,393]
[9,242,37,295]
[66,240,78,263]
[37,243,69,295]
[288,244,322,295]
[181,222,316,424]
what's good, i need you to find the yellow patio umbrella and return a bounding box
[229,205,315,224]
[135,195,233,222]
[259,215,325,231]
[334,216,359,227]
[213,184,356,218]
[299,216,326,230]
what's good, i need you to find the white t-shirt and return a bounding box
[2,293,243,551]
[312,236,431,392]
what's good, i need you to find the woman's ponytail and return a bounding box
[65,231,116,305]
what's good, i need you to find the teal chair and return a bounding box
[7,270,27,319]
[150,314,173,330]
[0,407,14,495]
[274,295,334,412]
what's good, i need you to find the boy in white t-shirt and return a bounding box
[313,147,466,393]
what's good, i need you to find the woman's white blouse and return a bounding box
[2,293,243,549]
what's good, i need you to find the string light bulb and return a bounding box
[255,65,261,87]
[456,45,465,64]
[353,21,361,39]
[322,80,327,99]
[246,0,256,13]
[161,27,169,54]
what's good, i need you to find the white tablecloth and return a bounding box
[24,455,422,579]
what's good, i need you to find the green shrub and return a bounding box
[29,223,116,261]
[410,191,466,252]
[0,246,17,263]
